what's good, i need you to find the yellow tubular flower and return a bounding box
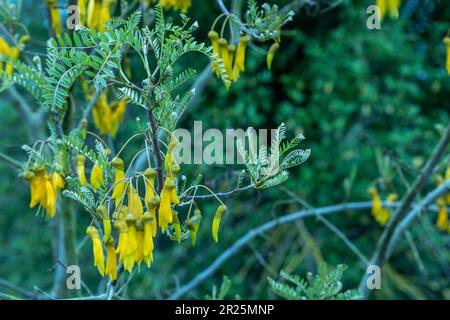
[79,0,87,26]
[114,218,128,263]
[124,216,137,272]
[111,157,126,207]
[144,168,156,205]
[44,175,57,218]
[128,185,143,220]
[6,47,19,76]
[376,0,387,21]
[387,0,401,19]
[24,171,40,208]
[208,31,221,77]
[436,199,448,231]
[87,0,102,30]
[98,0,113,32]
[179,0,192,13]
[86,226,105,276]
[212,205,227,243]
[99,205,111,241]
[148,196,160,237]
[266,42,279,70]
[444,37,450,75]
[142,212,155,267]
[76,154,87,186]
[158,180,174,232]
[368,187,382,216]
[90,163,104,191]
[218,38,230,85]
[52,172,65,192]
[105,238,117,281]
[47,0,62,36]
[233,35,251,81]
[135,221,144,265]
[110,100,127,137]
[227,44,236,82]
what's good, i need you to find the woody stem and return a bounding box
[146,101,164,193]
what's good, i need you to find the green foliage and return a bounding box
[268,264,361,300]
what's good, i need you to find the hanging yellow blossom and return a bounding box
[52,172,65,192]
[188,208,201,246]
[111,157,126,207]
[227,44,236,82]
[436,199,448,231]
[144,168,156,204]
[114,209,128,263]
[368,187,397,226]
[135,221,145,265]
[158,178,176,232]
[76,154,87,186]
[79,0,87,26]
[208,31,221,77]
[90,163,104,191]
[124,215,137,272]
[142,211,155,267]
[0,35,28,76]
[218,38,230,86]
[173,211,181,243]
[99,205,111,241]
[47,0,62,36]
[105,237,117,281]
[98,0,113,32]
[212,205,227,243]
[444,37,450,75]
[386,0,401,19]
[87,0,102,30]
[86,226,105,276]
[376,0,387,20]
[147,196,160,237]
[233,35,251,81]
[128,184,144,220]
[92,94,127,136]
[266,42,279,70]
[159,0,191,12]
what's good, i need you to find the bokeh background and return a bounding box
[0,0,449,299]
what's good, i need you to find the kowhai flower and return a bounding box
[90,162,104,191]
[86,226,105,276]
[111,157,126,207]
[212,205,227,243]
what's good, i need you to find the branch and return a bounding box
[168,200,400,299]
[358,124,450,298]
[147,104,164,193]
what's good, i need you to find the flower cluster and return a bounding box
[208,31,250,88]
[0,35,29,76]
[24,167,65,218]
[92,93,127,137]
[368,187,397,226]
[159,0,192,13]
[86,0,114,32]
[376,0,401,21]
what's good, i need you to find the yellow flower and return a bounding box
[111,157,126,207]
[368,186,382,215]
[6,47,19,76]
[135,221,144,265]
[99,205,111,241]
[79,0,87,26]
[124,215,137,272]
[105,237,117,281]
[227,44,236,82]
[98,0,113,32]
[24,171,42,209]
[233,35,251,81]
[110,100,127,137]
[76,154,87,186]
[86,226,105,276]
[44,175,57,218]
[387,0,401,19]
[144,168,156,205]
[128,184,143,220]
[208,31,221,77]
[142,211,155,267]
[188,208,202,246]
[369,187,397,226]
[444,37,450,75]
[47,0,62,36]
[178,0,192,13]
[158,179,175,232]
[376,0,387,21]
[147,196,160,237]
[218,38,230,86]
[212,205,227,243]
[266,42,279,70]
[436,199,448,231]
[90,163,104,191]
[114,214,128,263]
[87,0,102,30]
[52,172,65,191]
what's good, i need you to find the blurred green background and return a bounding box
[0,0,449,300]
